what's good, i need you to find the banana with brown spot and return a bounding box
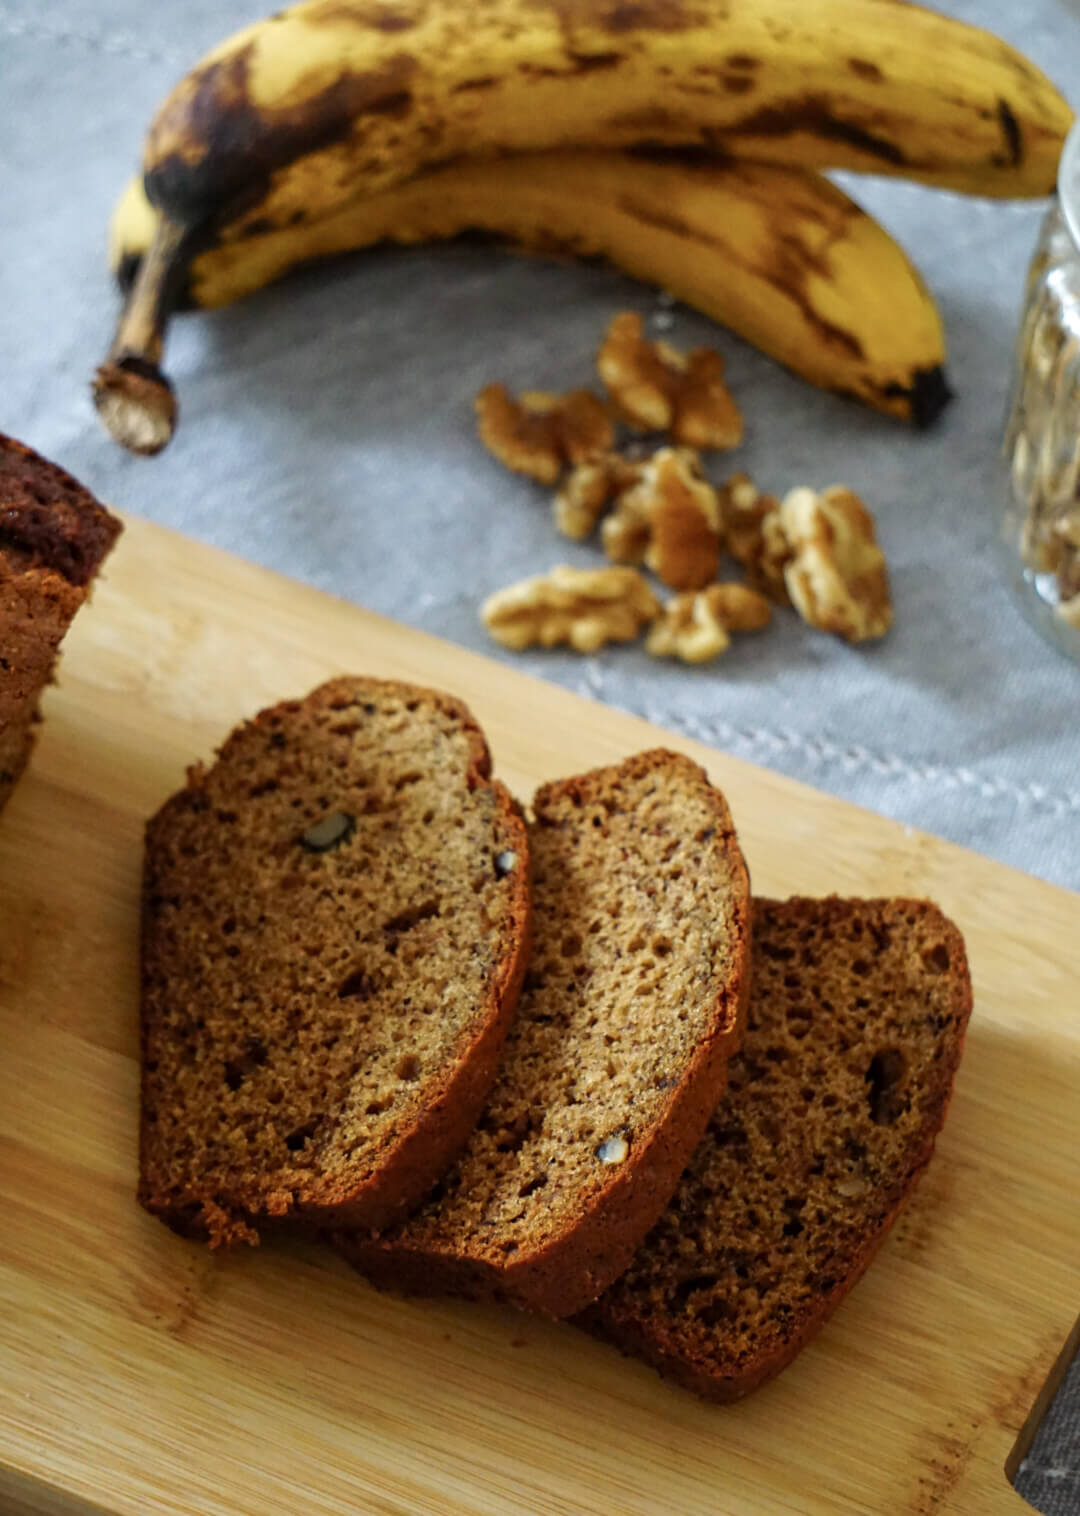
[145,0,1070,227]
[110,151,949,426]
[95,0,1068,450]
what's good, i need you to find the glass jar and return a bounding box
[1002,122,1080,664]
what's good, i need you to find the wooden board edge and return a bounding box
[1005,1311,1080,1486]
[100,511,1080,917]
[0,1463,114,1516]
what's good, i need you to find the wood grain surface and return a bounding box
[1,514,1077,1516]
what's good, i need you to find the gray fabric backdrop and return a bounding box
[1,0,1077,1508]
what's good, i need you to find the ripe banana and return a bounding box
[110,152,948,426]
[95,0,1069,451]
[147,0,1069,224]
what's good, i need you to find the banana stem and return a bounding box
[93,212,189,455]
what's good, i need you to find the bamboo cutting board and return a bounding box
[1,514,1078,1516]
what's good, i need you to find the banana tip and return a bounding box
[910,365,953,429]
[93,357,177,456]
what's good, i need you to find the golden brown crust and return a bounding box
[0,701,40,812]
[0,433,122,814]
[0,431,122,586]
[341,749,751,1317]
[579,896,972,1400]
[139,676,532,1246]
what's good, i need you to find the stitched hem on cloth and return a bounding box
[609,699,1080,820]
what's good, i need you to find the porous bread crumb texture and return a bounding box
[139,677,531,1247]
[344,749,750,1317]
[0,431,122,813]
[0,703,39,809]
[0,431,121,586]
[584,896,972,1400]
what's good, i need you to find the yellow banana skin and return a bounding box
[143,0,1071,234]
[111,153,948,425]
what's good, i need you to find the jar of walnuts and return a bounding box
[1002,123,1080,663]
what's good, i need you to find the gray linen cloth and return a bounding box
[1,0,1077,1508]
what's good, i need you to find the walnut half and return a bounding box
[720,473,791,604]
[475,384,614,485]
[1058,592,1080,627]
[647,583,772,664]
[553,453,644,541]
[596,312,743,451]
[481,564,661,654]
[602,447,723,591]
[780,486,892,643]
[1053,515,1080,604]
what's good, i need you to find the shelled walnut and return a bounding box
[647,583,772,663]
[596,312,743,450]
[1058,593,1080,627]
[602,447,723,590]
[720,472,791,603]
[1052,515,1080,602]
[780,486,892,642]
[471,311,899,663]
[553,453,644,540]
[481,564,661,653]
[475,384,613,485]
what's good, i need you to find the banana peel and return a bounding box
[110,151,949,428]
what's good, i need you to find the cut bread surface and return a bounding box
[0,431,121,812]
[342,749,751,1316]
[139,677,531,1246]
[582,896,972,1400]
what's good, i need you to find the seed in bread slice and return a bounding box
[341,749,751,1317]
[581,896,973,1400]
[139,676,531,1247]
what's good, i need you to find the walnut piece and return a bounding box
[720,473,791,604]
[1052,515,1080,603]
[780,485,892,642]
[596,312,743,450]
[553,454,644,541]
[475,384,614,485]
[1057,592,1080,627]
[707,581,773,632]
[601,447,722,590]
[646,583,772,664]
[481,564,661,653]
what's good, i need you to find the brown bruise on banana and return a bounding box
[448,74,501,92]
[533,0,709,39]
[995,97,1022,167]
[145,43,421,221]
[674,57,761,96]
[710,95,909,168]
[516,54,624,80]
[611,153,947,423]
[301,0,425,30]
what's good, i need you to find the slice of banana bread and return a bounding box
[581,896,972,1400]
[341,749,751,1318]
[0,433,122,811]
[139,677,532,1247]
